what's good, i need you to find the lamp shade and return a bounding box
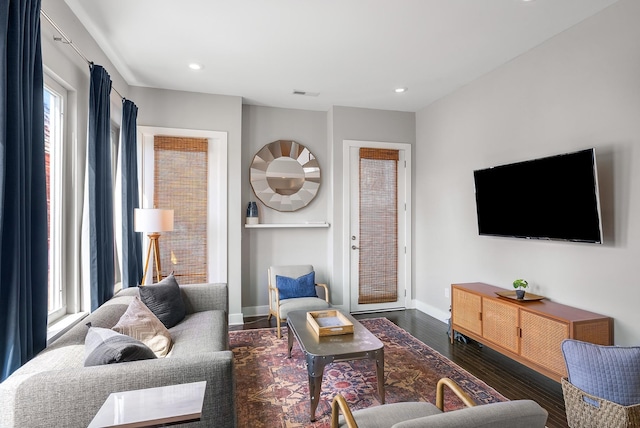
[134,208,174,233]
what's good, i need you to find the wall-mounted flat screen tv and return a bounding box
[473,148,603,244]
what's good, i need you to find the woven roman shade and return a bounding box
[154,136,208,284]
[358,148,399,304]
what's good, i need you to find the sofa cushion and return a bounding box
[339,402,440,428]
[84,327,156,366]
[167,310,228,357]
[139,273,186,328]
[392,400,548,428]
[112,296,173,357]
[562,339,640,406]
[276,271,317,300]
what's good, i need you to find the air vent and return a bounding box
[292,90,320,97]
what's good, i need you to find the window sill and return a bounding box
[47,312,88,345]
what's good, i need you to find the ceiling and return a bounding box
[63,0,619,112]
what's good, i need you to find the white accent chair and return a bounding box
[268,265,330,338]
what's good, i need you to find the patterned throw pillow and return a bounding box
[139,273,186,329]
[84,327,156,366]
[112,296,173,357]
[276,271,317,300]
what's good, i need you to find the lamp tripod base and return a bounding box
[141,233,163,285]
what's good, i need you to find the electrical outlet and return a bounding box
[444,288,450,299]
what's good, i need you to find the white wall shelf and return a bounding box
[245,222,330,229]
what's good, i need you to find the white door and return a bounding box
[346,141,411,313]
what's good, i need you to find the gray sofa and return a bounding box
[0,283,236,428]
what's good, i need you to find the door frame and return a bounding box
[342,140,412,313]
[138,126,228,285]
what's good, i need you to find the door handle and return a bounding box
[352,245,359,250]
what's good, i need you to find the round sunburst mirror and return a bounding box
[250,140,321,212]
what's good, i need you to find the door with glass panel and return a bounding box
[348,142,411,313]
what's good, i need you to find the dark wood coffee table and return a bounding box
[287,310,385,421]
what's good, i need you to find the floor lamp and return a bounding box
[134,208,174,285]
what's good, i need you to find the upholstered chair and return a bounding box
[268,265,330,338]
[331,377,548,428]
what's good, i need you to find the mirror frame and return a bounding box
[250,140,321,212]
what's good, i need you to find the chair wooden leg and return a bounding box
[267,313,272,322]
[276,316,282,339]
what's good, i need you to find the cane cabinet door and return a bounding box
[482,298,520,354]
[451,287,482,336]
[520,310,569,378]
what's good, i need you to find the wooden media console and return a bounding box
[450,282,613,381]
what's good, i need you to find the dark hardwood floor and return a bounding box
[233,309,568,428]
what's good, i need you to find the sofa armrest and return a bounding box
[3,351,236,428]
[393,400,548,428]
[180,282,228,315]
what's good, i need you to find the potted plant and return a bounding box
[513,279,528,300]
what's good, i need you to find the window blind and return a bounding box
[358,148,399,304]
[154,136,208,284]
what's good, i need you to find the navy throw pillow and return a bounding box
[276,271,317,300]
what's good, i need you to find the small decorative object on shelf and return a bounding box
[246,201,259,225]
[513,278,528,299]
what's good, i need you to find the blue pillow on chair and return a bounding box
[562,339,640,406]
[276,271,317,300]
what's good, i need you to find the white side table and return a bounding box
[88,381,206,428]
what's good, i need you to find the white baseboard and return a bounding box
[229,312,245,325]
[242,304,349,318]
[242,305,269,318]
[413,299,449,324]
[239,302,448,326]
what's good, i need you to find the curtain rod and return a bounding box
[40,9,124,101]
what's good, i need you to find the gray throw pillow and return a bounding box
[138,273,186,329]
[84,327,156,366]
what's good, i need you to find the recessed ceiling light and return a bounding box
[188,63,203,70]
[395,87,407,93]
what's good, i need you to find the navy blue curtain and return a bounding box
[120,99,142,287]
[0,0,48,381]
[87,64,114,311]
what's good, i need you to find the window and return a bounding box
[44,78,66,323]
[139,127,228,286]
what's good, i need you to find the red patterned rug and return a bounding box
[230,317,506,427]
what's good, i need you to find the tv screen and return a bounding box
[473,148,603,244]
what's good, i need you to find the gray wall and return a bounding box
[329,106,417,307]
[43,0,638,345]
[415,0,640,345]
[241,105,329,314]
[130,87,244,321]
[240,105,416,314]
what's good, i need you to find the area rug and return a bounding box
[230,317,507,428]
